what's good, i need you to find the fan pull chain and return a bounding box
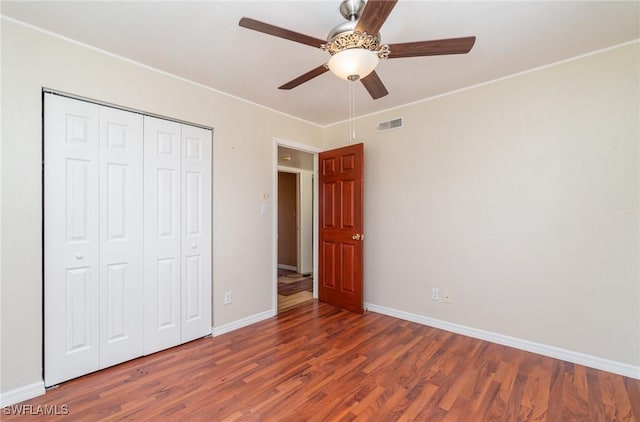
[349,80,356,142]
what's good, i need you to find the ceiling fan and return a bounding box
[239,0,476,100]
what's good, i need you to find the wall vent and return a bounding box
[377,117,403,132]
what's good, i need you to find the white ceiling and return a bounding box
[2,1,638,126]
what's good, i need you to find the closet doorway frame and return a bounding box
[41,88,214,382]
[42,89,213,131]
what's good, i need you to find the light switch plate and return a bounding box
[432,288,439,301]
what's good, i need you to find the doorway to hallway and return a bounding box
[275,143,318,313]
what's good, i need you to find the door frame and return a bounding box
[272,138,321,313]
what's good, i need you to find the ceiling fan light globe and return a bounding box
[328,49,379,81]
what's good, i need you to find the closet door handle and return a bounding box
[191,243,198,250]
[75,252,84,260]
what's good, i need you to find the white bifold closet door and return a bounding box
[44,94,144,386]
[143,117,212,354]
[179,124,212,343]
[143,117,182,353]
[45,94,212,386]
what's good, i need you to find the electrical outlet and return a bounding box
[431,288,440,301]
[443,291,452,304]
[224,291,232,305]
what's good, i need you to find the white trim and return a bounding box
[326,38,640,128]
[364,302,640,380]
[0,381,46,407]
[273,138,322,155]
[0,16,322,129]
[311,152,319,299]
[277,264,297,271]
[212,310,275,337]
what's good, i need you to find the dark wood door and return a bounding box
[318,143,364,314]
[278,171,297,268]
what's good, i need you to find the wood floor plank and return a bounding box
[523,360,553,421]
[400,383,440,421]
[626,376,640,421]
[4,301,639,421]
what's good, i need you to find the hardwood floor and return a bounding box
[278,272,313,312]
[5,301,639,421]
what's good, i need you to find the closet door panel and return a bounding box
[44,94,100,386]
[181,125,212,342]
[99,106,144,368]
[144,116,182,354]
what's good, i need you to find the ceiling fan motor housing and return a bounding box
[339,0,366,21]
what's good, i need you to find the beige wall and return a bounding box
[324,43,639,367]
[0,19,323,393]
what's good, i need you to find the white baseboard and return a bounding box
[364,302,640,380]
[212,309,275,337]
[277,264,297,271]
[0,381,45,407]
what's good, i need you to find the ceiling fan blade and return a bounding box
[388,37,476,58]
[239,17,326,48]
[279,65,330,90]
[355,0,398,35]
[360,71,389,99]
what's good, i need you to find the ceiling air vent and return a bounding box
[377,117,403,133]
